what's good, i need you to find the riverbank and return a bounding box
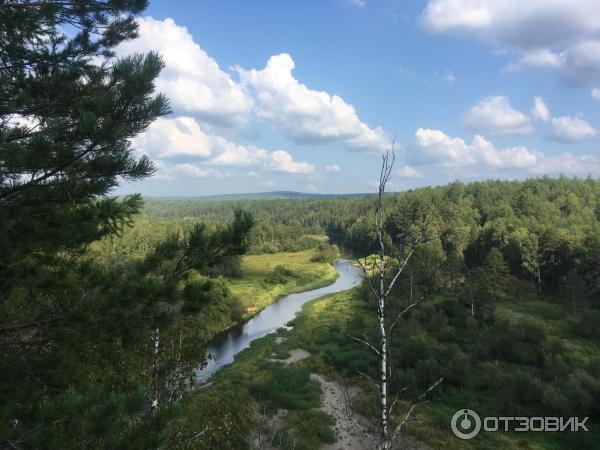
[198,248,339,342]
[195,259,361,382]
[171,286,369,450]
[172,279,600,449]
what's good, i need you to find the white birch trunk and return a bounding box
[150,327,160,414]
[355,150,440,449]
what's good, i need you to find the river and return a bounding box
[196,259,363,382]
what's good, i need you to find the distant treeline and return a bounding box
[327,176,600,302]
[141,177,600,302]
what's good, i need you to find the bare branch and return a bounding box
[387,296,425,334]
[356,369,379,391]
[191,425,211,441]
[390,377,444,442]
[0,314,68,334]
[347,333,381,357]
[356,258,381,302]
[324,384,378,448]
[388,386,410,418]
[384,248,415,297]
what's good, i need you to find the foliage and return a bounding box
[251,364,321,410]
[310,242,340,264]
[273,410,336,450]
[264,264,294,284]
[0,3,260,446]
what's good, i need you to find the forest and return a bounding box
[4,174,600,448]
[1,2,599,449]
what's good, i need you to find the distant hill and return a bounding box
[147,191,372,201]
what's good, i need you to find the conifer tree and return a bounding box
[483,247,510,301]
[0,0,169,296]
[0,2,230,447]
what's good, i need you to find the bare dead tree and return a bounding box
[352,149,442,450]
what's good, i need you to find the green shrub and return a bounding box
[182,277,230,313]
[274,410,336,450]
[573,310,600,339]
[310,243,339,264]
[498,371,545,415]
[264,265,294,284]
[446,351,473,387]
[251,365,321,410]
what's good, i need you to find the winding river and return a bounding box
[196,259,363,382]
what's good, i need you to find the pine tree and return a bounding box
[483,247,510,301]
[0,2,182,447]
[0,5,257,437]
[0,1,169,294]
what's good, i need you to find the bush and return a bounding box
[486,319,547,366]
[251,365,321,410]
[202,256,243,278]
[175,387,253,450]
[274,410,336,450]
[498,371,545,415]
[182,277,230,313]
[310,243,339,264]
[446,351,473,387]
[228,297,245,323]
[572,310,600,339]
[264,265,294,284]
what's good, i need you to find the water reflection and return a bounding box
[196,259,362,382]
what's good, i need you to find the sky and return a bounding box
[115,0,600,196]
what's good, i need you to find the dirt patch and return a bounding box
[310,373,373,450]
[250,404,288,450]
[269,348,311,365]
[310,374,431,450]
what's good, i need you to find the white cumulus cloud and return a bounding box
[325,164,342,173]
[117,17,253,127]
[397,165,423,178]
[463,96,532,135]
[209,139,314,174]
[410,128,600,176]
[412,128,537,168]
[133,116,313,176]
[592,88,600,101]
[505,49,562,72]
[269,150,315,174]
[560,40,600,86]
[531,96,551,122]
[551,115,597,142]
[132,116,212,158]
[238,53,389,151]
[421,1,600,86]
[174,164,224,178]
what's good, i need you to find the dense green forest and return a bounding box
[2,1,599,449]
[142,176,600,449]
[4,171,600,448]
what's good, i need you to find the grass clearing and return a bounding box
[229,249,338,321]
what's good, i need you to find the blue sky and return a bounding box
[116,0,600,196]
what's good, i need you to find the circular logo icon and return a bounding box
[451,409,481,440]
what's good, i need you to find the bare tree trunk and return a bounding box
[375,166,390,447]
[352,150,442,449]
[150,327,160,414]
